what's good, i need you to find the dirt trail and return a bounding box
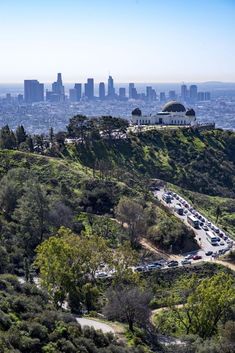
[140,238,181,260]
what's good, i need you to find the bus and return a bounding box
[206,231,218,246]
[162,193,172,203]
[174,205,184,216]
[187,214,200,229]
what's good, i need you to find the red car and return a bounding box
[193,255,202,260]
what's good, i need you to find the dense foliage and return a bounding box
[0,275,143,353]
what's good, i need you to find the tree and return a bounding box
[115,197,146,247]
[103,285,151,332]
[169,272,235,338]
[0,168,30,218]
[0,125,16,149]
[216,205,222,222]
[67,115,88,141]
[35,227,112,307]
[13,181,50,255]
[15,125,27,146]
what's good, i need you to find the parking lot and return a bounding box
[154,188,234,262]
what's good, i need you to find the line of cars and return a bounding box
[161,190,234,256]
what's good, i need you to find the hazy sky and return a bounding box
[0,0,235,83]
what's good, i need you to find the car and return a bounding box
[181,259,191,265]
[153,262,163,267]
[185,254,194,260]
[176,196,179,200]
[200,222,204,227]
[224,236,228,241]
[97,272,108,278]
[205,251,213,256]
[203,225,209,231]
[220,242,225,246]
[193,255,202,260]
[134,266,145,272]
[147,264,161,271]
[214,228,220,234]
[167,260,178,267]
[173,193,177,197]
[207,222,211,227]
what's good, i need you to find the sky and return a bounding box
[0,0,235,83]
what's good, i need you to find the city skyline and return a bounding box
[0,0,235,83]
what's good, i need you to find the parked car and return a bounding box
[97,272,108,278]
[167,260,178,267]
[203,225,209,231]
[134,266,145,272]
[205,251,213,256]
[147,264,161,271]
[181,259,191,266]
[185,254,194,260]
[193,255,202,260]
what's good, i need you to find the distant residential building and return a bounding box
[205,92,211,101]
[107,75,115,98]
[129,83,135,99]
[119,87,126,99]
[24,80,44,103]
[189,85,198,103]
[169,90,176,100]
[99,82,105,100]
[84,78,94,99]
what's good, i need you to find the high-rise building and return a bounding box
[119,87,126,99]
[169,90,176,100]
[129,83,135,99]
[146,86,153,101]
[69,89,77,102]
[160,92,166,102]
[131,87,138,100]
[24,80,44,103]
[52,73,64,96]
[99,82,105,100]
[18,94,24,103]
[84,78,94,99]
[205,92,211,101]
[74,83,82,101]
[181,84,188,101]
[189,85,198,103]
[197,92,205,101]
[107,75,115,98]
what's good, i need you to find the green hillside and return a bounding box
[70,127,235,197]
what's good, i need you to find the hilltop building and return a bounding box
[131,101,196,126]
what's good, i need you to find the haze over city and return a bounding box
[1,0,235,83]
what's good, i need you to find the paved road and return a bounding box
[76,317,115,334]
[154,188,234,261]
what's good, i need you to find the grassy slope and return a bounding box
[0,149,90,190]
[0,149,198,254]
[71,128,235,197]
